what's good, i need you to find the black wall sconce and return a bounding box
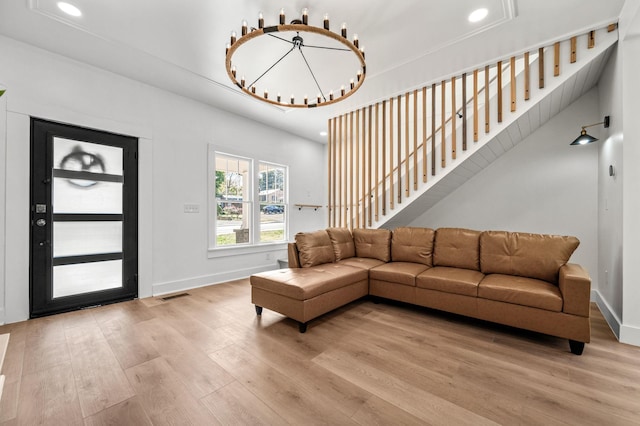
[570,116,610,146]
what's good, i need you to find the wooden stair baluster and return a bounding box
[554,42,560,76]
[462,73,467,150]
[374,104,379,222]
[485,66,490,133]
[328,119,333,226]
[397,94,402,204]
[441,80,446,168]
[382,100,387,215]
[539,47,545,88]
[349,111,354,229]
[342,114,348,227]
[432,83,436,176]
[404,92,409,198]
[354,110,359,229]
[422,86,427,182]
[338,115,343,227]
[510,57,516,112]
[413,89,418,191]
[451,76,457,160]
[389,97,394,210]
[524,52,530,101]
[497,61,503,123]
[366,106,372,227]
[473,70,479,142]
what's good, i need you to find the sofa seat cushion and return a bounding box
[251,264,368,300]
[337,257,386,270]
[370,262,430,287]
[478,274,563,312]
[416,266,484,297]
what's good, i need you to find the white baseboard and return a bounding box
[0,307,4,326]
[591,290,640,347]
[620,324,640,347]
[152,264,277,297]
[591,289,621,339]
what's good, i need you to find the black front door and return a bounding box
[30,118,138,317]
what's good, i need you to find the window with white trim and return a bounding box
[259,161,286,243]
[208,148,288,250]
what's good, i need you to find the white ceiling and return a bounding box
[0,0,625,143]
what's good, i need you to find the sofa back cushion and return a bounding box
[391,227,435,266]
[480,231,580,284]
[326,227,355,261]
[433,228,481,271]
[353,228,391,262]
[295,230,335,268]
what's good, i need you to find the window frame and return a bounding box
[208,146,288,257]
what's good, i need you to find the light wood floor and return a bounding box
[0,278,639,425]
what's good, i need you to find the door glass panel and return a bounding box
[53,260,122,298]
[53,178,123,213]
[53,222,122,257]
[53,137,123,176]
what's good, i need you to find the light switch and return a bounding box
[184,204,200,213]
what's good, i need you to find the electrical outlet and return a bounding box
[184,204,200,213]
[266,253,273,261]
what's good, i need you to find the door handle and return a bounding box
[36,219,46,227]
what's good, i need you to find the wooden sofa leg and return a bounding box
[255,305,263,316]
[298,322,308,333]
[569,340,585,355]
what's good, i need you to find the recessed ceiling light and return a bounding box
[320,131,328,137]
[468,8,488,23]
[57,2,82,17]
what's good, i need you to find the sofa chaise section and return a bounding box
[250,229,368,332]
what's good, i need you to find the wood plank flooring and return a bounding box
[1,278,639,425]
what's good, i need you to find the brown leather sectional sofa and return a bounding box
[250,227,591,354]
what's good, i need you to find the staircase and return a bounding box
[327,25,618,230]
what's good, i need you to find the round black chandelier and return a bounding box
[225,8,366,108]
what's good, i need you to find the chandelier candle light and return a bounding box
[225,8,367,108]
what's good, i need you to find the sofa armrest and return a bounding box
[288,243,301,268]
[558,263,591,317]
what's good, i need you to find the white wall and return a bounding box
[0,83,6,323]
[596,46,624,334]
[620,4,640,345]
[0,35,326,324]
[593,2,640,346]
[409,89,600,282]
